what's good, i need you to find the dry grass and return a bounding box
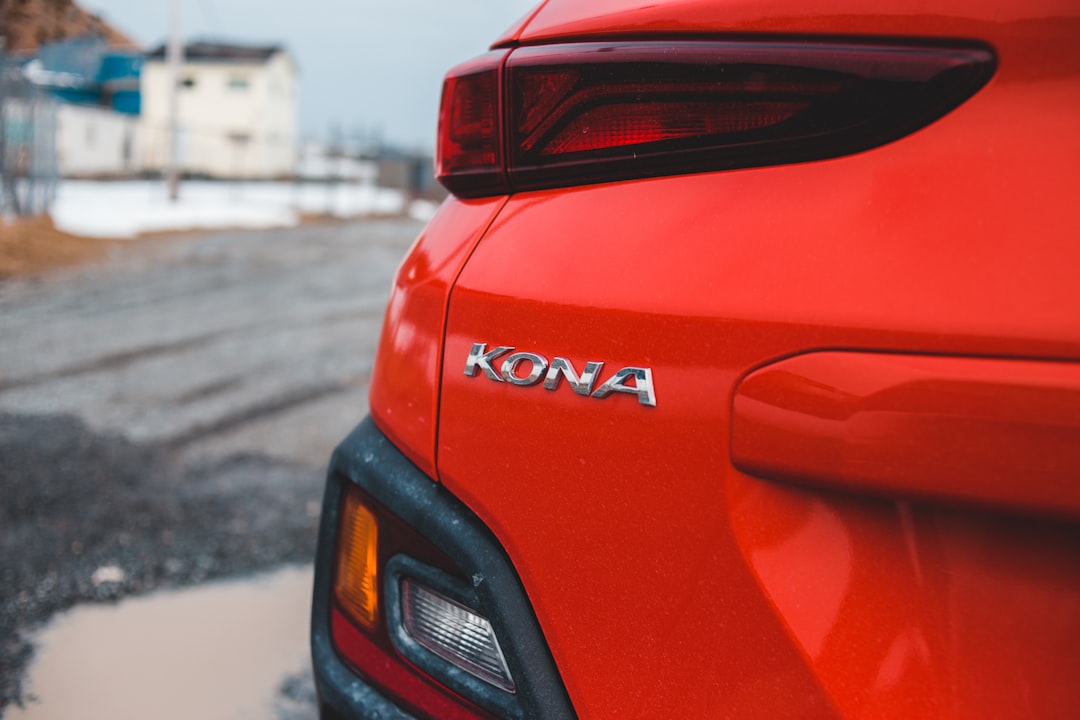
[0,0,137,55]
[0,215,115,279]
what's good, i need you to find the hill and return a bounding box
[0,0,137,54]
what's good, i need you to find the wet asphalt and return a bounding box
[0,218,422,713]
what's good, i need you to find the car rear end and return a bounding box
[312,1,1080,718]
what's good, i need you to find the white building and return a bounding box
[56,104,140,177]
[141,41,297,179]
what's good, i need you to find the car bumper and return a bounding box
[310,417,575,720]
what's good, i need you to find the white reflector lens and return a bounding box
[401,579,516,693]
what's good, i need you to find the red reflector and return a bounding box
[435,41,995,197]
[331,608,496,720]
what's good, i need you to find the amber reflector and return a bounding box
[334,490,379,631]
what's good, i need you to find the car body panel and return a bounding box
[511,0,1080,49]
[367,196,507,479]
[725,466,1080,719]
[491,0,551,47]
[732,352,1080,519]
[426,2,1080,717]
[322,1,1080,718]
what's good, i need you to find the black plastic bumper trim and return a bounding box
[311,416,576,720]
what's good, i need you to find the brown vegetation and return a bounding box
[0,215,114,277]
[0,0,137,55]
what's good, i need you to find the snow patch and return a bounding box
[50,180,409,239]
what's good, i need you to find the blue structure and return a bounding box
[27,35,142,115]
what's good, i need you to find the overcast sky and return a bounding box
[83,0,539,151]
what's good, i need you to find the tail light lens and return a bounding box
[402,579,516,693]
[436,50,509,196]
[436,40,995,196]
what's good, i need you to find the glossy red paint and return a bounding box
[367,196,506,479]
[511,0,1080,47]
[731,352,1080,519]
[490,0,550,48]
[725,474,1080,719]
[360,0,1080,718]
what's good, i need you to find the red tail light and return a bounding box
[436,50,509,196]
[436,40,995,196]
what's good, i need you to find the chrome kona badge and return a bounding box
[464,342,656,407]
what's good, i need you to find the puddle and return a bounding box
[7,565,314,720]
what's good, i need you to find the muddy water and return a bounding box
[8,565,314,720]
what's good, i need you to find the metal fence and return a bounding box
[0,50,59,217]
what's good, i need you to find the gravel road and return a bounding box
[0,218,422,713]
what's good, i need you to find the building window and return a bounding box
[227,76,250,91]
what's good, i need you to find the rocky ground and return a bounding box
[0,217,422,714]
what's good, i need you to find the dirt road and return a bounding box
[0,218,422,714]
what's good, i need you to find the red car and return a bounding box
[311,1,1080,718]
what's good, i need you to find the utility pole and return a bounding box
[166,0,183,201]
